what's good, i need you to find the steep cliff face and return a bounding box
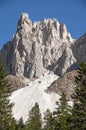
[72,33,86,64]
[0,13,86,122]
[0,13,86,78]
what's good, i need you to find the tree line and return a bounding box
[0,61,86,130]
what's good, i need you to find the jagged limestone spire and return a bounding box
[17,13,32,34]
[0,12,77,78]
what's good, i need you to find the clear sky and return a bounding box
[0,0,86,48]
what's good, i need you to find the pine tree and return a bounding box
[43,109,55,130]
[53,92,71,130]
[0,61,14,130]
[26,102,42,130]
[71,62,86,130]
[17,117,25,130]
[11,118,18,130]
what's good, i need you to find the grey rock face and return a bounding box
[72,33,86,65]
[46,70,78,100]
[0,13,85,78]
[6,75,25,91]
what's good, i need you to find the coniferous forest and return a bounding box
[0,61,86,130]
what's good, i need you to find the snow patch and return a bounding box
[10,73,60,122]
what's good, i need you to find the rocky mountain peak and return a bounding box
[60,23,73,42]
[17,13,32,34]
[16,13,73,43]
[0,13,86,79]
[0,13,86,122]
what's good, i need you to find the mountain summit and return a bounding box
[0,13,77,78]
[0,13,86,122]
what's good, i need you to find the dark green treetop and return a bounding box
[71,62,86,130]
[0,61,14,130]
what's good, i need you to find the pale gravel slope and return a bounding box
[10,73,60,122]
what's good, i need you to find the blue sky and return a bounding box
[0,0,86,48]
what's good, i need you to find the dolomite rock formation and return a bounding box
[0,13,86,122]
[72,33,86,64]
[46,70,78,100]
[0,13,86,78]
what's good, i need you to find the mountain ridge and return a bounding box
[0,13,77,78]
[0,13,86,122]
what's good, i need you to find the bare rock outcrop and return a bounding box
[1,13,86,79]
[72,33,86,64]
[0,13,77,78]
[46,70,78,99]
[0,13,86,120]
[6,75,25,90]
